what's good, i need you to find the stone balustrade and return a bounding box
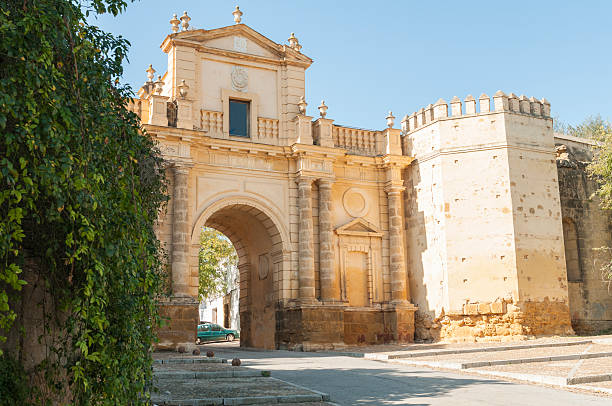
[401,91,552,135]
[332,125,379,156]
[201,110,223,136]
[257,117,279,140]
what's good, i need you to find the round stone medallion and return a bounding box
[342,188,369,218]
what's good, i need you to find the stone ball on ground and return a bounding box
[192,348,200,356]
[206,350,214,358]
[177,346,186,353]
[231,358,241,366]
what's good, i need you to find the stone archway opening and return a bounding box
[200,203,284,349]
[196,227,240,335]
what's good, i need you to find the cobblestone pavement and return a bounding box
[199,340,611,405]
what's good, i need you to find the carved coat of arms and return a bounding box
[231,66,248,92]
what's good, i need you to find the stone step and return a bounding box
[155,370,271,379]
[363,340,593,360]
[154,357,228,364]
[393,350,612,370]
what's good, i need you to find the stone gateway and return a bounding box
[128,9,612,350]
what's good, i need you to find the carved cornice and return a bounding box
[289,143,345,158]
[379,154,414,169]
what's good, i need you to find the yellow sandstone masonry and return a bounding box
[125,9,611,350]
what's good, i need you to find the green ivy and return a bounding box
[0,353,28,405]
[0,0,168,404]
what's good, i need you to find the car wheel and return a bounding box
[196,338,201,345]
[226,333,234,342]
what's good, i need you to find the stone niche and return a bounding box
[335,218,384,306]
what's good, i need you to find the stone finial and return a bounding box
[450,96,462,117]
[288,33,302,52]
[540,98,551,117]
[479,93,490,113]
[180,11,191,31]
[154,75,164,94]
[529,96,541,116]
[318,100,328,118]
[170,13,180,33]
[298,96,308,115]
[464,94,476,115]
[233,6,243,24]
[433,98,448,119]
[401,114,410,133]
[386,111,395,128]
[146,64,156,82]
[493,90,509,112]
[177,79,189,99]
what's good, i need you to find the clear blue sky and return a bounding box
[92,0,612,130]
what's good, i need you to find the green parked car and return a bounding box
[196,322,240,344]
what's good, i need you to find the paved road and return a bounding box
[201,342,610,406]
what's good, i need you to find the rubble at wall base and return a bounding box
[415,299,573,343]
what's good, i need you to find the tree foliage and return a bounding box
[582,117,612,283]
[198,228,238,301]
[558,115,612,208]
[0,0,167,403]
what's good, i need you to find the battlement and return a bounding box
[401,91,551,135]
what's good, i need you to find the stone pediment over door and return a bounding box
[335,218,383,238]
[335,218,384,306]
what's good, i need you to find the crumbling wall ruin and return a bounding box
[555,134,612,334]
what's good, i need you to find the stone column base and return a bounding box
[276,302,345,350]
[156,296,199,351]
[275,302,418,349]
[383,303,418,343]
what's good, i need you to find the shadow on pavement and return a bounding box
[193,341,515,405]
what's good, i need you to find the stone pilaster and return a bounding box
[318,178,336,301]
[297,176,316,302]
[171,164,191,297]
[385,183,409,303]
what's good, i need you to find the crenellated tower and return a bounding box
[402,92,572,340]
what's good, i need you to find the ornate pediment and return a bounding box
[162,24,312,66]
[335,218,382,237]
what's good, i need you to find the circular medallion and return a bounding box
[231,66,248,92]
[342,188,369,218]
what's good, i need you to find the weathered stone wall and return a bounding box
[555,134,612,334]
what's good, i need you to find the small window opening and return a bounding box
[229,99,249,137]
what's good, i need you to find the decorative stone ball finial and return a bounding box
[288,32,302,52]
[170,13,180,33]
[146,64,156,82]
[180,11,191,31]
[154,75,164,94]
[233,6,243,24]
[318,100,328,118]
[177,79,189,99]
[386,111,395,128]
[298,96,308,115]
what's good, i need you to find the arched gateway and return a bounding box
[195,197,289,349]
[138,10,578,349]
